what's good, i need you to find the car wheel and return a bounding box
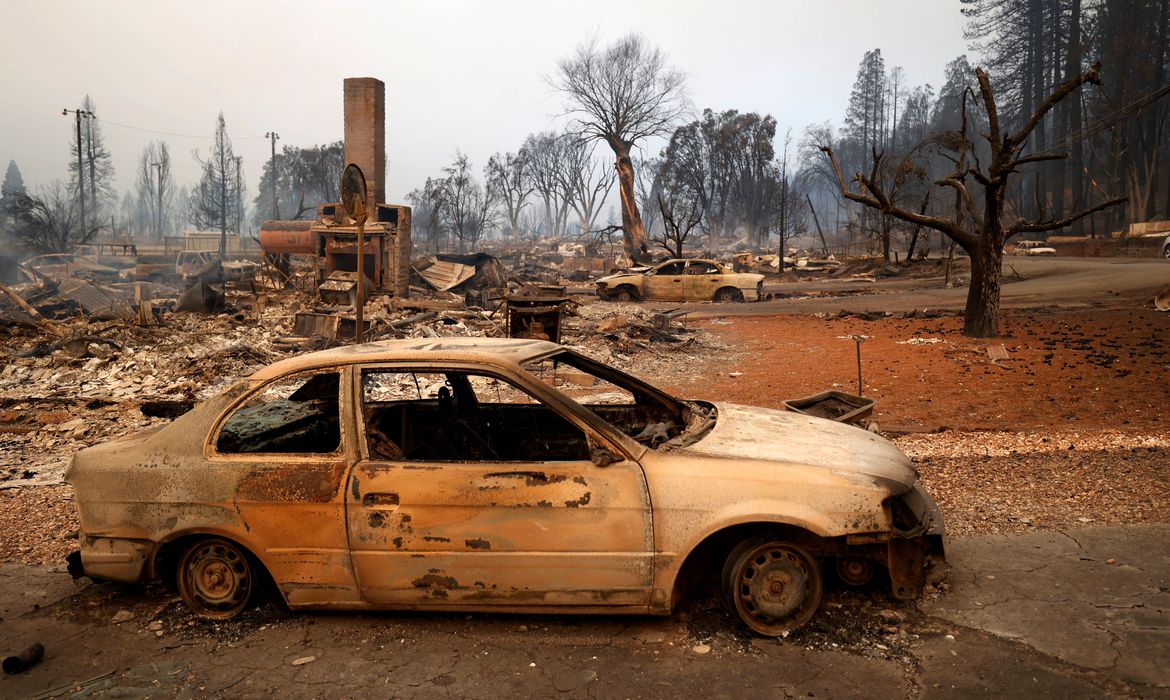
[714,287,742,303]
[176,537,254,620]
[615,287,637,303]
[1163,245,1170,259]
[722,537,823,636]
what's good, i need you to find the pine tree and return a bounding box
[1,160,27,226]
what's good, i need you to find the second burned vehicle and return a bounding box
[67,338,944,636]
[596,259,765,303]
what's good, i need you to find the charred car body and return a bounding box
[67,338,943,635]
[596,259,765,303]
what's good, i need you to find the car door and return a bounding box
[684,261,723,301]
[208,366,359,606]
[346,363,654,609]
[642,261,686,301]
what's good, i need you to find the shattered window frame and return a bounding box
[209,367,348,458]
[355,363,600,464]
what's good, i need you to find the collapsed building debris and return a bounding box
[505,286,571,342]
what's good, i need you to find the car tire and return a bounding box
[714,287,743,303]
[176,537,254,620]
[1163,245,1170,259]
[614,287,637,303]
[722,536,823,636]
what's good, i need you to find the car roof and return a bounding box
[657,258,721,266]
[250,337,563,381]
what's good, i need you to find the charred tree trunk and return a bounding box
[820,62,1124,339]
[964,240,1004,338]
[610,139,647,261]
[880,214,891,263]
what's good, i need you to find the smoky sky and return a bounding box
[0,0,967,214]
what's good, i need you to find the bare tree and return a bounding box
[821,63,1124,338]
[654,190,702,259]
[135,140,173,239]
[68,95,117,221]
[485,151,532,241]
[406,177,447,253]
[552,33,688,260]
[441,151,497,252]
[633,153,662,235]
[189,113,243,255]
[254,142,344,226]
[558,138,616,237]
[521,131,572,238]
[10,182,97,253]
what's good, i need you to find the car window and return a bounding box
[522,351,687,449]
[216,371,341,454]
[361,369,591,462]
[688,261,720,275]
[523,359,636,406]
[654,262,685,275]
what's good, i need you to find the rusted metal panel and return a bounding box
[55,277,136,320]
[345,458,653,607]
[415,260,476,292]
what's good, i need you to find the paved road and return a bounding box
[1,525,1166,698]
[677,257,1170,317]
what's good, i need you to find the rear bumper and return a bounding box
[78,536,153,583]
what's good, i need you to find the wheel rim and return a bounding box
[715,290,732,303]
[732,543,821,635]
[178,540,252,619]
[836,558,874,586]
[616,290,632,302]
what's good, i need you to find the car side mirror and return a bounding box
[588,437,621,467]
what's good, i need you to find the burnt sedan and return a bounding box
[596,259,765,303]
[67,338,944,635]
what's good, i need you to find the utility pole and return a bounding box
[234,156,243,236]
[151,162,163,240]
[265,131,279,219]
[62,108,95,243]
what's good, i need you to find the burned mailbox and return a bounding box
[506,286,570,343]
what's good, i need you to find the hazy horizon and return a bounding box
[0,0,968,221]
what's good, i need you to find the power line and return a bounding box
[1046,82,1170,152]
[96,117,268,140]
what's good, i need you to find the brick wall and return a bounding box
[342,78,385,208]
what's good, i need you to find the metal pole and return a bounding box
[355,200,367,344]
[63,109,88,241]
[234,156,243,235]
[851,334,868,397]
[265,132,279,219]
[151,162,162,239]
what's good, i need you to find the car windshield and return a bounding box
[521,350,715,450]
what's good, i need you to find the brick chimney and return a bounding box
[343,77,385,207]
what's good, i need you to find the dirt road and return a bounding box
[706,256,1170,316]
[2,524,1165,698]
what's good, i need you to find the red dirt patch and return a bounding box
[667,307,1168,433]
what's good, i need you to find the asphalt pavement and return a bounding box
[1,525,1166,698]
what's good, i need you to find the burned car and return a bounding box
[67,338,943,635]
[596,259,765,303]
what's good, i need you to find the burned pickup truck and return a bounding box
[67,338,943,635]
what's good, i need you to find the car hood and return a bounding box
[678,402,917,488]
[596,272,639,284]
